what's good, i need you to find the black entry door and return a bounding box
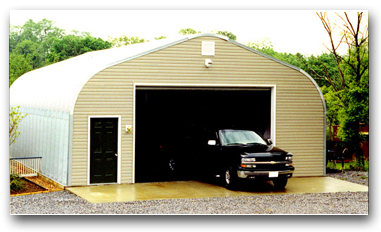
[90,118,118,184]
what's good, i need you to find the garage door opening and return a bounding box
[135,87,272,183]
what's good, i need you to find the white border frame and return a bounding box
[87,115,122,185]
[133,83,276,183]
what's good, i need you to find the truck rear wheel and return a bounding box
[224,167,237,190]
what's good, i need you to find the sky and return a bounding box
[8,9,365,56]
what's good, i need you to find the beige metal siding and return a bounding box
[72,36,324,186]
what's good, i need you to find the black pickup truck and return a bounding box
[161,129,294,189]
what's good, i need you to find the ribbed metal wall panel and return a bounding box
[72,36,325,185]
[9,106,70,186]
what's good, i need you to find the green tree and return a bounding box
[321,85,341,140]
[9,19,65,85]
[13,40,42,69]
[247,37,352,141]
[9,106,28,146]
[248,38,343,88]
[248,38,310,74]
[301,53,338,87]
[9,53,33,86]
[155,36,167,40]
[317,12,369,167]
[9,19,65,63]
[108,35,148,47]
[247,38,276,56]
[9,19,112,85]
[214,30,237,41]
[179,28,237,41]
[178,28,201,35]
[47,35,112,63]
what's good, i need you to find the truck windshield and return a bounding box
[219,129,267,146]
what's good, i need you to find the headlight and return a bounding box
[242,158,256,162]
[285,153,293,161]
[241,157,256,168]
[285,153,293,166]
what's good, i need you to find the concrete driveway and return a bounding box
[66,177,368,203]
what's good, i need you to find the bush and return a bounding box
[349,158,369,172]
[326,159,369,172]
[9,106,28,146]
[10,174,25,191]
[10,174,19,180]
[349,163,364,171]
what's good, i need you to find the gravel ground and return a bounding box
[10,171,368,215]
[326,170,369,186]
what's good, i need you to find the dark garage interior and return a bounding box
[135,87,271,183]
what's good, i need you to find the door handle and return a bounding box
[115,154,118,157]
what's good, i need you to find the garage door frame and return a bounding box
[132,83,276,183]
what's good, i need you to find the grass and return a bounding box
[326,159,369,172]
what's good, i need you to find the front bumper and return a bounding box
[237,169,294,179]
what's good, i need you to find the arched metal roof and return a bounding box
[10,35,195,114]
[10,33,325,116]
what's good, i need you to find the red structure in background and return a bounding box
[330,125,369,159]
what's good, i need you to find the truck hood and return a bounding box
[222,144,288,154]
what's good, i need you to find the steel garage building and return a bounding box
[10,34,326,187]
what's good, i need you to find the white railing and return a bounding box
[10,157,42,177]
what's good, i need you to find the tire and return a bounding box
[166,158,179,180]
[224,167,237,190]
[272,177,288,189]
[168,158,176,172]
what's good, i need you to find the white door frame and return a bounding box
[87,115,122,185]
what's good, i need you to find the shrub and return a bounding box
[326,161,337,170]
[349,157,369,171]
[326,159,369,172]
[10,174,19,180]
[10,174,25,191]
[9,106,28,146]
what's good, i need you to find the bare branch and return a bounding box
[316,12,347,88]
[341,12,356,36]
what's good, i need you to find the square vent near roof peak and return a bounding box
[202,41,215,56]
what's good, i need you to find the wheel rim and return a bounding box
[169,159,175,171]
[225,169,230,185]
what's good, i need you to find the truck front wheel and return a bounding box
[168,158,176,172]
[272,177,288,189]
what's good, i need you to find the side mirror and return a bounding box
[207,140,217,146]
[267,139,273,145]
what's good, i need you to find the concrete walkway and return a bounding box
[66,177,368,203]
